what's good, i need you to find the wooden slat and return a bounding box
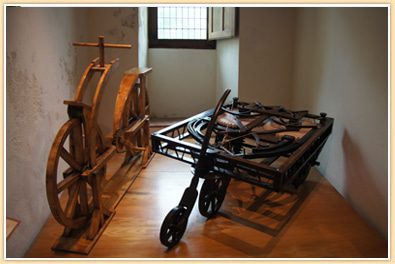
[79,179,89,216]
[124,67,152,76]
[81,146,116,177]
[91,66,106,71]
[73,42,131,49]
[87,210,101,240]
[63,100,91,110]
[60,148,82,172]
[121,140,145,152]
[124,116,149,135]
[57,173,80,193]
[70,120,85,165]
[64,184,80,218]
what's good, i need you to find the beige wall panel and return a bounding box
[292,7,388,237]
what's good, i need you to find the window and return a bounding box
[208,7,237,40]
[148,7,216,49]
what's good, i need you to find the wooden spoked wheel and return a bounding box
[46,118,106,230]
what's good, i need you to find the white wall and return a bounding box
[292,8,388,237]
[138,7,149,68]
[148,49,216,118]
[238,8,297,106]
[216,38,239,100]
[6,7,89,257]
[6,7,139,257]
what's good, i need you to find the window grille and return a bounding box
[157,7,207,40]
[148,7,215,49]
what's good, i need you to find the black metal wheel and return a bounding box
[198,176,229,218]
[160,206,188,248]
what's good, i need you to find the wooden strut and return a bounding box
[45,35,153,254]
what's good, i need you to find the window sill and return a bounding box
[149,40,216,50]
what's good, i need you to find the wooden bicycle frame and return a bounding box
[46,36,152,254]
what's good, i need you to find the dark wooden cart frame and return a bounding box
[152,89,333,248]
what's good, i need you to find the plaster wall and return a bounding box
[216,38,239,100]
[6,7,139,258]
[238,8,297,106]
[292,8,388,237]
[6,7,89,257]
[138,7,149,68]
[147,49,216,118]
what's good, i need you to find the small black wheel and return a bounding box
[292,164,312,187]
[198,176,229,218]
[160,206,188,248]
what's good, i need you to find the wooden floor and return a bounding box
[26,153,387,258]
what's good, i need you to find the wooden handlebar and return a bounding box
[73,36,131,67]
[72,42,132,49]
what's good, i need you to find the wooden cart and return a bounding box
[151,89,334,248]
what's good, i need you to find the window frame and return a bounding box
[148,7,216,49]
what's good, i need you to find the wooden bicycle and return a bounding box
[45,36,152,254]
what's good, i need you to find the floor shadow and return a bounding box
[101,153,143,210]
[200,176,320,257]
[218,178,319,237]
